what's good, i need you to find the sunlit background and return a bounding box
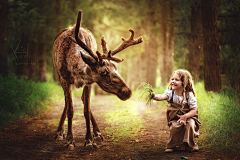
[3,0,240,92]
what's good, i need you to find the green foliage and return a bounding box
[8,0,40,41]
[0,75,63,128]
[195,82,240,156]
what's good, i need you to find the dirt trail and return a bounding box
[0,95,216,160]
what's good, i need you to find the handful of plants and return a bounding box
[137,83,155,107]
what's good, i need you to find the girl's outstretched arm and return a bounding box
[152,94,168,101]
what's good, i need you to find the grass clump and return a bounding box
[0,74,63,128]
[195,82,240,157]
[137,83,155,107]
[132,83,167,107]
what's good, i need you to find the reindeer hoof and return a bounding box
[55,134,65,141]
[93,132,104,141]
[55,131,65,140]
[67,143,75,150]
[84,140,98,149]
[92,142,98,149]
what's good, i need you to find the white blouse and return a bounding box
[164,89,197,109]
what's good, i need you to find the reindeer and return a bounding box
[53,10,143,149]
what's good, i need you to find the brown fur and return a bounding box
[53,11,143,148]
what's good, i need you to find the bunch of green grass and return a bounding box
[195,82,240,157]
[136,83,155,107]
[0,74,63,128]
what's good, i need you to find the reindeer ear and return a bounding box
[80,51,98,66]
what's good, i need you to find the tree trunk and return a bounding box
[146,1,158,87]
[15,36,29,77]
[53,0,61,83]
[0,0,9,76]
[160,0,175,86]
[188,1,202,83]
[167,0,175,81]
[38,34,47,82]
[28,41,38,79]
[201,0,221,92]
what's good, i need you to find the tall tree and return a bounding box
[167,0,175,78]
[8,0,40,78]
[188,1,202,83]
[15,35,29,76]
[218,0,240,91]
[201,0,221,92]
[160,0,175,86]
[145,0,158,87]
[38,33,47,82]
[0,0,9,76]
[53,0,61,83]
[27,40,37,79]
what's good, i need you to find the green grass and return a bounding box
[104,98,144,141]
[195,82,240,156]
[0,74,63,128]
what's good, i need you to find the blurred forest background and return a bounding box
[1,0,240,92]
[1,1,240,157]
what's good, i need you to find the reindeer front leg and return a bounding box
[56,78,75,149]
[82,85,98,148]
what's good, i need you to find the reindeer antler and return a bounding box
[72,10,143,64]
[111,29,143,56]
[74,10,98,61]
[100,30,143,63]
[100,37,124,63]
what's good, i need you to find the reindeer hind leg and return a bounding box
[55,105,67,140]
[56,78,75,149]
[55,78,68,140]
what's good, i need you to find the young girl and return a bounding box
[151,69,201,153]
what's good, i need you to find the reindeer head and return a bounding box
[72,10,143,101]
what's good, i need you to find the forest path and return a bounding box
[0,95,215,160]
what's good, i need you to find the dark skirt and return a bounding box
[166,102,201,150]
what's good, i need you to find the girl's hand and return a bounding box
[177,108,197,125]
[149,92,155,100]
[177,114,187,125]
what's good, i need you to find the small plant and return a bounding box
[137,83,155,107]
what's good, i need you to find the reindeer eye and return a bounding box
[100,70,108,76]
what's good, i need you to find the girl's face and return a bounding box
[170,72,184,94]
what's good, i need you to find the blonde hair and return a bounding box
[167,69,195,108]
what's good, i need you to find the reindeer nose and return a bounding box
[120,87,132,101]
